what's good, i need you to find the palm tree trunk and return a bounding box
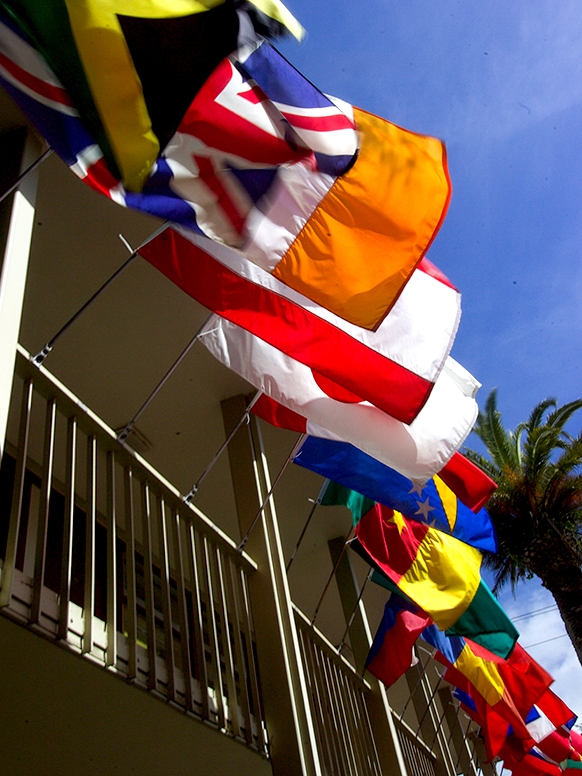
[538,562,582,668]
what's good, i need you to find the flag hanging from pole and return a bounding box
[197,314,479,482]
[139,227,461,424]
[0,8,452,329]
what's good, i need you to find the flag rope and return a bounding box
[286,478,329,573]
[183,391,263,504]
[337,567,373,655]
[31,222,169,366]
[237,433,307,553]
[0,147,52,206]
[310,525,356,627]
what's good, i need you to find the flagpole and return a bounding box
[286,478,329,573]
[0,147,53,206]
[237,434,306,553]
[414,670,444,741]
[117,313,216,444]
[337,567,373,654]
[31,222,169,366]
[310,526,355,627]
[398,646,436,721]
[183,391,263,504]
[428,696,452,752]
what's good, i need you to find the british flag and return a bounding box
[0,14,358,249]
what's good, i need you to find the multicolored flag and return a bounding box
[0,7,451,329]
[198,314,479,481]
[0,0,303,191]
[253,394,497,511]
[365,594,430,688]
[291,435,497,551]
[322,483,518,656]
[139,227,461,424]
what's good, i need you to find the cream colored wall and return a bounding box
[0,616,273,776]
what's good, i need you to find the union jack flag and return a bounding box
[0,14,357,248]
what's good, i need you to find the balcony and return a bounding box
[0,123,493,776]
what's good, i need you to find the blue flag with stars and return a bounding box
[293,436,497,552]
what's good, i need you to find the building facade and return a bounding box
[0,95,493,776]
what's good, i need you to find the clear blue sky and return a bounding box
[279,0,582,714]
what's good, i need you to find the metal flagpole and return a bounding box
[398,646,436,721]
[428,696,452,752]
[414,670,444,741]
[337,567,373,654]
[310,526,355,627]
[31,222,169,366]
[117,313,216,444]
[236,433,307,553]
[0,147,53,206]
[286,478,329,572]
[183,391,263,504]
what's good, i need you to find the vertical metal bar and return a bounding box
[238,566,267,753]
[188,525,209,720]
[297,629,332,773]
[337,668,370,775]
[315,642,350,775]
[0,379,33,609]
[140,482,157,691]
[171,510,194,713]
[225,555,253,745]
[201,535,225,729]
[82,434,96,654]
[58,415,77,641]
[30,397,57,626]
[327,658,359,774]
[157,494,176,702]
[307,638,343,776]
[399,646,435,721]
[415,672,444,741]
[124,466,137,680]
[105,450,117,668]
[215,545,241,738]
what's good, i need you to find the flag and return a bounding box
[139,227,461,424]
[501,746,562,776]
[291,434,497,551]
[198,315,479,482]
[322,483,518,656]
[253,394,497,511]
[0,10,452,329]
[0,0,303,190]
[365,594,430,688]
[441,644,555,759]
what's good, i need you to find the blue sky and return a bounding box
[280,0,582,716]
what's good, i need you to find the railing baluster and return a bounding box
[171,510,194,714]
[239,566,267,754]
[225,555,253,746]
[300,628,336,774]
[0,378,33,609]
[105,450,117,668]
[215,545,241,738]
[309,635,346,775]
[140,482,157,692]
[124,466,137,680]
[157,494,176,702]
[58,416,77,641]
[188,526,210,720]
[202,535,226,730]
[30,397,57,626]
[82,434,96,654]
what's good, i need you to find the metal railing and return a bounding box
[0,346,267,756]
[393,715,438,776]
[294,605,383,776]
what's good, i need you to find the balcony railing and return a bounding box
[0,346,267,756]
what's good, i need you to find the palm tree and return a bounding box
[465,390,582,666]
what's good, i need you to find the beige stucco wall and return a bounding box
[0,615,272,776]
